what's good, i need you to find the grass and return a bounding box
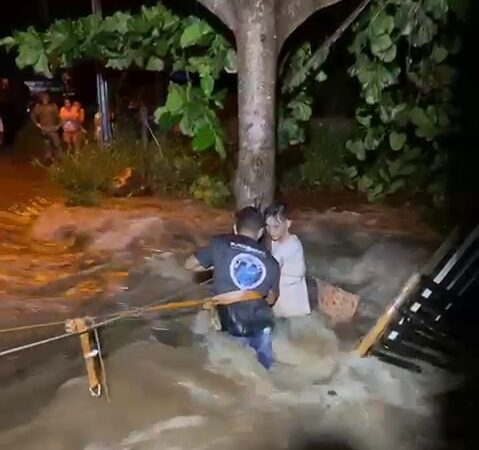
[44,129,228,206]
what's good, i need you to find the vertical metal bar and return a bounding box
[91,0,111,146]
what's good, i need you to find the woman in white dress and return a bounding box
[264,203,311,318]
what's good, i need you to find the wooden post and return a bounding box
[65,318,103,397]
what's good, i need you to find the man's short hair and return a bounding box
[264,202,288,222]
[235,206,265,233]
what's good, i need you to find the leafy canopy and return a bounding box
[0,3,237,157]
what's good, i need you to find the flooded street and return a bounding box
[0,154,450,450]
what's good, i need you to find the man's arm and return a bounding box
[184,254,211,272]
[184,241,215,273]
[266,289,278,306]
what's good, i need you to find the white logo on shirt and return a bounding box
[229,252,266,290]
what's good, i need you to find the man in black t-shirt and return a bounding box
[185,207,280,369]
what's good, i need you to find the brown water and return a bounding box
[0,155,448,450]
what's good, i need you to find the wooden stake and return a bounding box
[65,318,103,397]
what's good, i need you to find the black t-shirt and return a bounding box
[195,234,280,337]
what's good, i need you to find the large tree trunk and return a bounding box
[196,0,346,210]
[234,1,277,210]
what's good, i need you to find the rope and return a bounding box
[0,277,213,335]
[0,321,65,334]
[0,330,75,357]
[0,277,214,357]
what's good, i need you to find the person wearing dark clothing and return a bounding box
[31,91,61,159]
[185,207,280,369]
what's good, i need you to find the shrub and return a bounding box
[190,175,231,208]
[44,128,227,206]
[281,117,356,190]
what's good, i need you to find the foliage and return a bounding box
[345,0,464,204]
[278,42,328,150]
[45,130,209,206]
[3,0,468,208]
[190,175,231,208]
[1,3,235,157]
[281,118,356,189]
[278,0,465,206]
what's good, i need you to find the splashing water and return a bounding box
[0,307,448,450]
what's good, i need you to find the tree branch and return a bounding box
[277,0,346,50]
[282,0,372,91]
[195,0,237,33]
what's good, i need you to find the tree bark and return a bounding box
[194,0,237,32]
[195,0,348,210]
[234,1,277,210]
[276,0,345,49]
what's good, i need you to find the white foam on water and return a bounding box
[120,415,207,448]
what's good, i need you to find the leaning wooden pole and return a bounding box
[356,227,460,357]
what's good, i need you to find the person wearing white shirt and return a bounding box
[264,203,311,318]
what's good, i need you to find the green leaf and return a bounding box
[154,109,181,131]
[431,45,448,63]
[105,56,132,70]
[370,34,393,54]
[352,56,400,104]
[102,11,131,34]
[349,30,368,55]
[379,168,390,182]
[379,102,407,124]
[278,117,300,150]
[34,52,52,77]
[165,83,186,114]
[346,140,366,161]
[16,37,43,68]
[387,178,405,194]
[192,126,215,151]
[0,36,15,50]
[145,56,164,71]
[225,49,237,74]
[364,126,385,151]
[409,107,430,127]
[358,175,374,191]
[389,131,407,151]
[154,39,169,57]
[315,71,328,83]
[200,74,215,97]
[289,99,312,122]
[380,44,397,63]
[370,12,395,36]
[343,166,358,180]
[180,20,212,48]
[357,114,372,127]
[409,106,438,139]
[367,183,384,201]
[388,159,401,177]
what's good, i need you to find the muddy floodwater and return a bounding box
[0,154,453,450]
